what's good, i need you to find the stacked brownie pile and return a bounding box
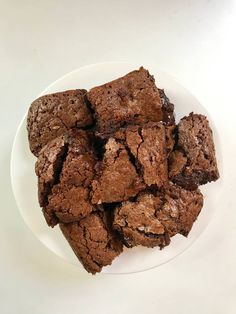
[27,67,219,274]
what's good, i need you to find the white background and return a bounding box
[1,0,236,313]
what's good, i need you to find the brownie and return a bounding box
[36,129,97,227]
[87,67,175,137]
[60,211,123,274]
[113,182,203,248]
[91,138,145,204]
[27,89,93,156]
[169,113,219,190]
[113,193,170,248]
[125,123,169,187]
[157,183,203,237]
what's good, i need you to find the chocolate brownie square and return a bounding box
[36,129,97,227]
[27,89,93,156]
[91,138,145,204]
[113,193,170,248]
[87,67,174,136]
[60,211,123,274]
[113,182,203,248]
[157,183,203,237]
[169,113,219,190]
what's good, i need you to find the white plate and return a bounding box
[11,62,222,274]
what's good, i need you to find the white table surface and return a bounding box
[1,1,236,313]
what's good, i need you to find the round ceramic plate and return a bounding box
[11,62,222,274]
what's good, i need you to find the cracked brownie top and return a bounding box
[27,89,93,156]
[60,211,123,274]
[169,113,219,190]
[36,129,97,227]
[87,67,174,137]
[113,182,203,248]
[91,138,145,204]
